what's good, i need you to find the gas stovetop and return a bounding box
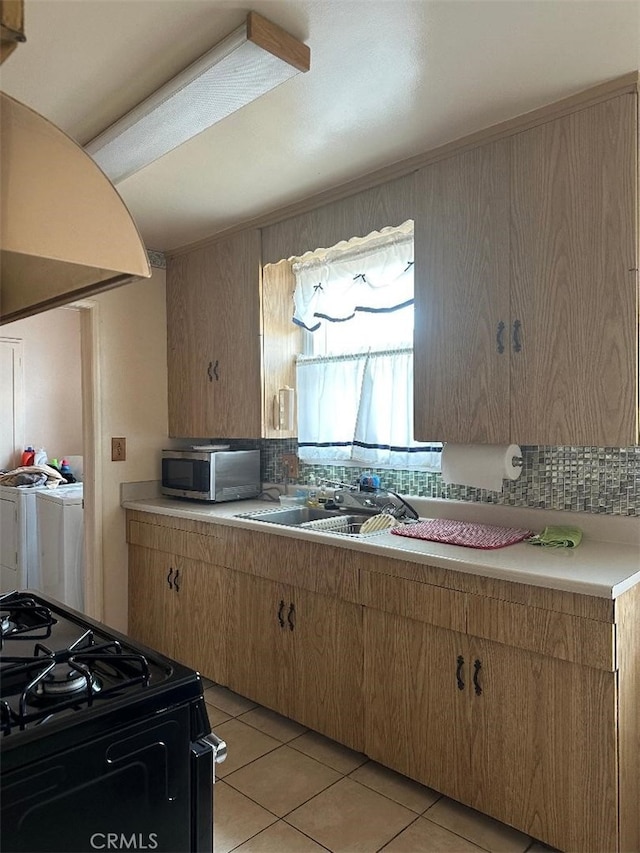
[1,592,215,853]
[0,591,204,756]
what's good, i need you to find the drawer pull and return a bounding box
[277,600,286,628]
[174,569,180,592]
[287,602,296,631]
[456,655,465,690]
[496,321,505,354]
[207,359,220,382]
[473,659,483,695]
[512,319,522,353]
[167,567,174,590]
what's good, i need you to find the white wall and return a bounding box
[94,268,168,632]
[2,307,83,464]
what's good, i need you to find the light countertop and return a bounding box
[122,494,640,600]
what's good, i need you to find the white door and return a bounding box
[0,495,18,592]
[0,338,24,470]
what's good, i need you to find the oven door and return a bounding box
[1,705,218,853]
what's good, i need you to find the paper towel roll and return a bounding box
[441,444,523,491]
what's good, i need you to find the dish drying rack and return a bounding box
[301,516,362,534]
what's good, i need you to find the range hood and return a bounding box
[0,92,151,325]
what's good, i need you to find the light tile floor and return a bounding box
[205,686,559,853]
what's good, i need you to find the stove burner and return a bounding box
[1,626,152,733]
[0,592,56,647]
[32,665,102,700]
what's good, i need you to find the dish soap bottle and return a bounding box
[307,474,319,508]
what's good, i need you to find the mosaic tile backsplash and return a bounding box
[225,439,640,517]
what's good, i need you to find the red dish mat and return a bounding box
[391,519,533,549]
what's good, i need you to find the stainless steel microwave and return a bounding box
[161,449,260,502]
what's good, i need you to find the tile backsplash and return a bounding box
[247,440,640,517]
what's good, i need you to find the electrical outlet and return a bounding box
[281,452,298,480]
[111,437,126,462]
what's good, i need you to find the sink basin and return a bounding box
[244,507,342,525]
[235,506,385,536]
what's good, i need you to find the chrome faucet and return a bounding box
[326,481,420,522]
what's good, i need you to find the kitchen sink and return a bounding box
[235,506,388,536]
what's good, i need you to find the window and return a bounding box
[293,223,441,470]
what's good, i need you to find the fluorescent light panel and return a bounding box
[85,14,309,183]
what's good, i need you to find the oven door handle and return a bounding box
[203,731,227,764]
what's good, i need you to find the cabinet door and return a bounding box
[414,140,510,444]
[470,637,618,853]
[364,609,472,803]
[166,229,263,438]
[128,545,175,658]
[510,94,638,446]
[227,571,291,716]
[170,557,231,685]
[289,586,364,751]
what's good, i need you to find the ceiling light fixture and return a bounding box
[84,11,310,184]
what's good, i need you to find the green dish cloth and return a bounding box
[527,526,583,548]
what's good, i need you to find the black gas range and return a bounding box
[0,590,225,853]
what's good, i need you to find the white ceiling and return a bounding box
[1,0,638,252]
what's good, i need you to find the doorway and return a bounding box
[0,305,103,621]
[0,337,24,470]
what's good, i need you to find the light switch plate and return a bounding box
[111,437,126,462]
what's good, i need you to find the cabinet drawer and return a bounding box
[361,569,467,633]
[467,595,616,671]
[127,520,229,566]
[228,528,360,603]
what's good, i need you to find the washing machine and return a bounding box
[36,485,84,611]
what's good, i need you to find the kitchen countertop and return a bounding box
[121,494,640,600]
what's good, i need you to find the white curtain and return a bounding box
[296,348,442,470]
[292,225,415,332]
[293,223,442,471]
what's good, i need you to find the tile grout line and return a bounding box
[373,812,423,852]
[209,690,538,853]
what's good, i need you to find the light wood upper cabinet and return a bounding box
[166,230,263,439]
[414,139,511,444]
[414,92,639,447]
[510,94,638,446]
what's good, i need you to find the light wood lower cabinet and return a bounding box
[364,607,618,853]
[471,636,617,853]
[127,512,637,852]
[128,544,230,685]
[364,609,471,802]
[228,570,364,751]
